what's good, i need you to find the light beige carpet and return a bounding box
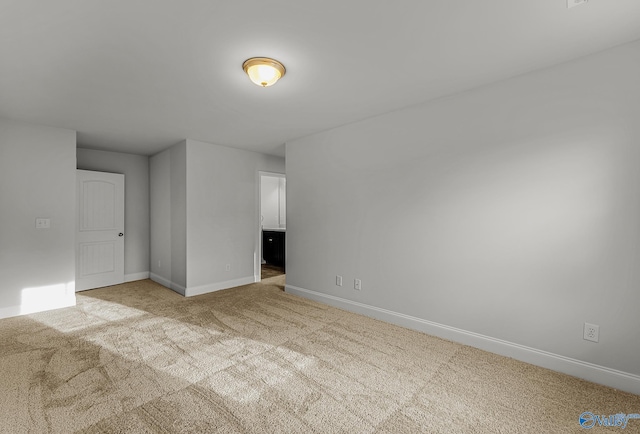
[0,277,638,433]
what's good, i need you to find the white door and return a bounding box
[76,170,125,291]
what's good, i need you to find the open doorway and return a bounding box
[259,172,286,281]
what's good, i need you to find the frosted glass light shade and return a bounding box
[243,57,286,87]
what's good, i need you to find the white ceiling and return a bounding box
[2,1,640,157]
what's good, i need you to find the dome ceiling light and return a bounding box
[242,57,286,87]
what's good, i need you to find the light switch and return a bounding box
[35,218,50,229]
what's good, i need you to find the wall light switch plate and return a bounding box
[568,0,588,9]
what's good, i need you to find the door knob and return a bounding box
[119,233,124,237]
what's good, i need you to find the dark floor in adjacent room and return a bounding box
[261,264,285,280]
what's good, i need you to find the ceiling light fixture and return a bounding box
[242,57,286,87]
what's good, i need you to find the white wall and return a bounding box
[170,142,188,291]
[278,178,286,228]
[261,176,280,228]
[0,118,77,318]
[261,175,285,229]
[285,40,640,394]
[149,139,284,296]
[149,147,172,289]
[186,139,285,294]
[149,141,187,293]
[76,148,150,281]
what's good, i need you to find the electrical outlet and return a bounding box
[336,275,343,286]
[225,264,231,272]
[354,279,361,290]
[584,323,599,343]
[567,0,587,9]
[35,218,50,229]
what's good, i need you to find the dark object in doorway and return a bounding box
[263,230,285,270]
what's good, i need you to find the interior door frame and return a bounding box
[256,170,285,282]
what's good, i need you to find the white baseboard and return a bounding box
[149,272,171,288]
[0,305,21,320]
[0,294,76,320]
[125,271,150,282]
[185,276,256,297]
[285,284,640,396]
[171,282,186,296]
[149,273,186,295]
[149,273,256,297]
